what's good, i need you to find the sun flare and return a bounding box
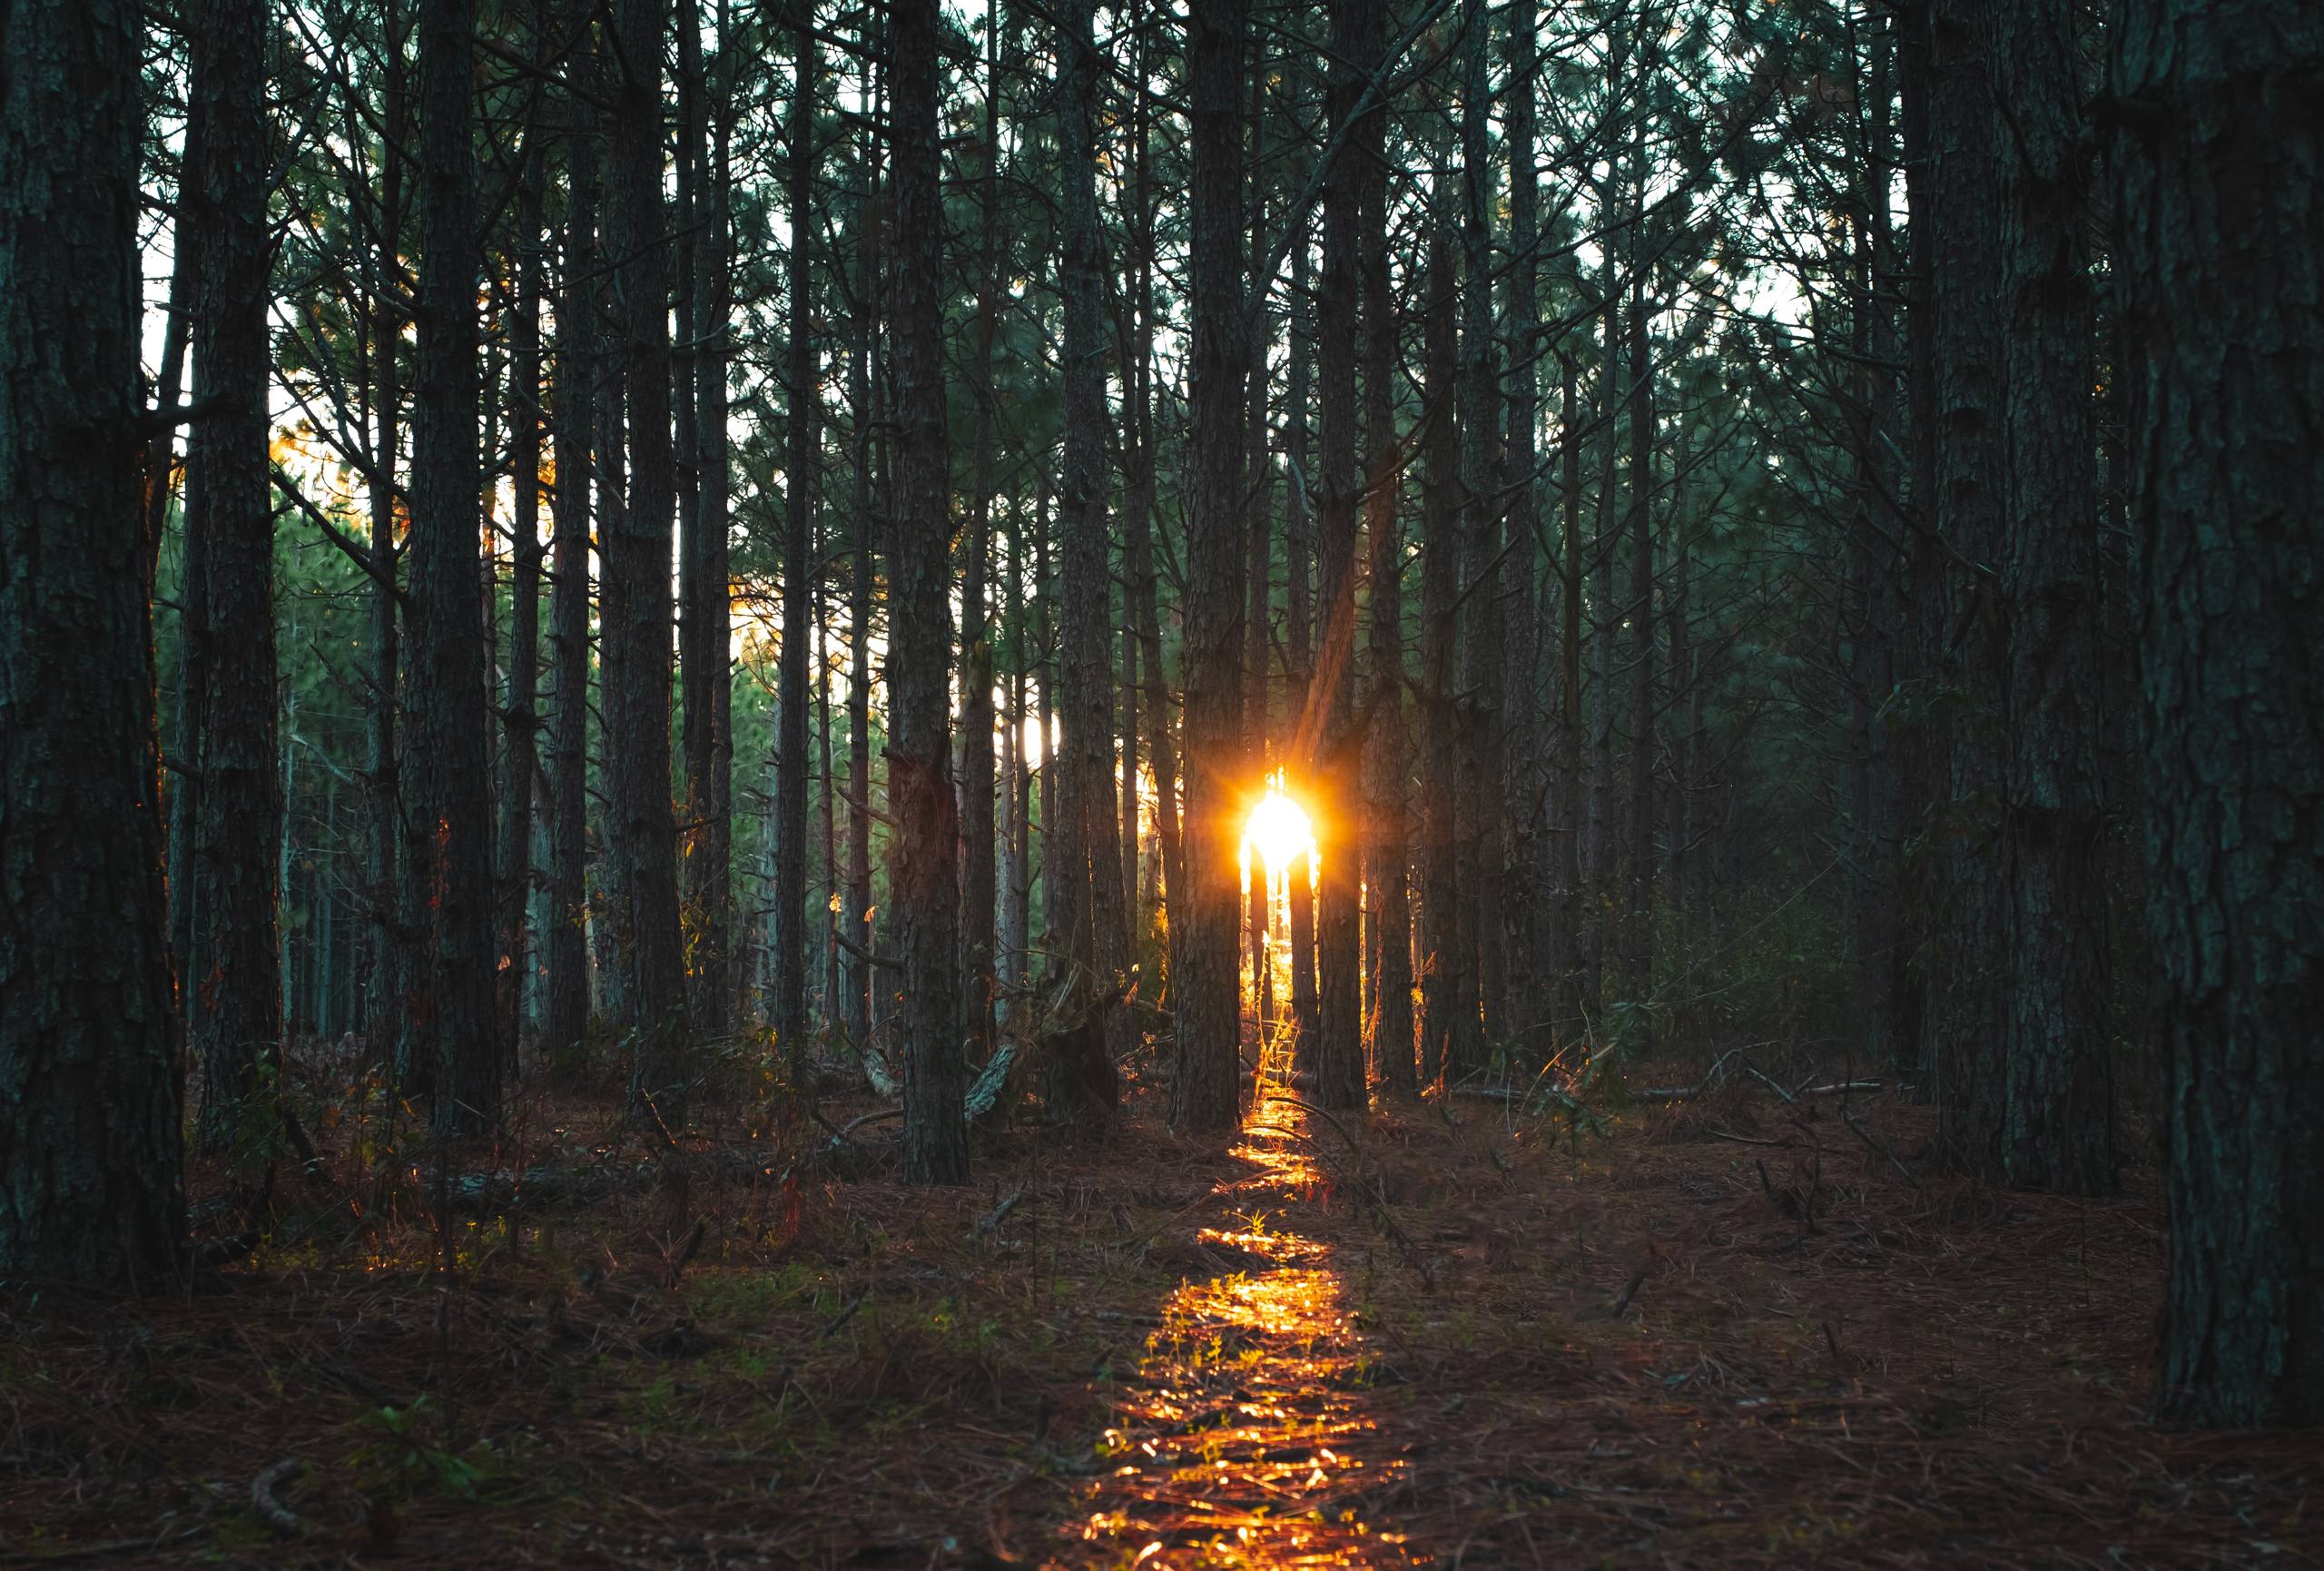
[1242,778,1317,881]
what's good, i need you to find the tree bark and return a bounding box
[1416,153,1463,1090]
[1992,0,2113,1196]
[1357,15,1411,1098]
[1051,0,1123,1129]
[890,0,966,1182]
[1307,0,1374,1112]
[2112,0,2324,1428]
[500,0,549,1062]
[958,4,1006,1068]
[0,0,186,1288]
[543,33,597,1072]
[682,0,735,1047]
[773,8,817,1077]
[1924,0,2008,1163]
[185,0,283,1152]
[1176,0,1251,1134]
[604,0,691,1117]
[1452,0,1502,1076]
[411,0,501,1134]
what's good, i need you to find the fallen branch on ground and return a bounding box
[251,1458,303,1536]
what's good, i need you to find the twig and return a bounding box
[662,1219,709,1288]
[819,1289,870,1342]
[251,1458,304,1536]
[1702,1127,1791,1148]
[1746,1065,1799,1105]
[1609,1266,1650,1319]
[972,1185,1026,1238]
[1844,1110,1922,1189]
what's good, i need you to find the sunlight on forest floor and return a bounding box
[1078,1095,1424,1569]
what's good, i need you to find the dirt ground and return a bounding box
[2,1051,2313,1569]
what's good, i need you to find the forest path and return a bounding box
[1066,1093,1429,1569]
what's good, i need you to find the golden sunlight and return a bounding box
[1241,777,1316,881]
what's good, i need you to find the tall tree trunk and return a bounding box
[500,3,548,1062]
[957,3,1005,1067]
[2112,0,2324,1428]
[1128,57,1179,938]
[1307,0,1374,1111]
[1176,0,1251,1133]
[1620,277,1656,1019]
[412,0,500,1134]
[1887,0,1937,1087]
[1417,153,1464,1090]
[362,18,410,1067]
[890,0,966,1182]
[1357,7,1411,1097]
[1052,0,1123,1127]
[605,0,691,1116]
[1002,498,1034,1027]
[1551,358,1586,1042]
[682,0,735,1047]
[1452,0,1502,1076]
[1243,70,1273,1051]
[773,8,817,1077]
[0,0,185,1287]
[186,0,282,1151]
[1283,208,1318,1061]
[543,39,597,1072]
[1502,0,1544,1063]
[842,83,878,1062]
[1991,0,2113,1196]
[1924,0,2007,1162]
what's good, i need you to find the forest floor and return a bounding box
[2,1042,2314,1570]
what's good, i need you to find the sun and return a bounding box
[1242,777,1316,881]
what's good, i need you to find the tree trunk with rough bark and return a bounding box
[186,0,282,1152]
[1176,0,1251,1134]
[2112,0,2324,1428]
[411,0,501,1135]
[1993,0,2113,1196]
[890,0,966,1183]
[1050,0,1124,1130]
[604,0,691,1118]
[682,1,735,1048]
[0,0,186,1288]
[772,9,816,1077]
[1307,0,1374,1112]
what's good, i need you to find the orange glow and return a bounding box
[1078,1098,1420,1568]
[1240,776,1315,882]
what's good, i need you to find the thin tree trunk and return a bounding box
[957,3,1005,1067]
[682,0,735,1045]
[499,3,548,1062]
[1620,277,1656,1019]
[1417,153,1463,1090]
[1452,0,1502,1077]
[1502,0,1544,1062]
[773,8,818,1076]
[543,35,597,1071]
[1357,7,1411,1097]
